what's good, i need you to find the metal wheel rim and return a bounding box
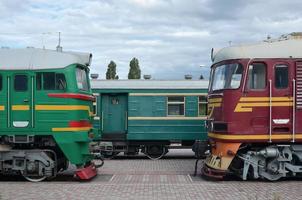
[145,146,167,160]
[145,152,165,160]
[21,172,47,182]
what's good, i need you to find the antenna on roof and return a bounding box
[56,32,62,52]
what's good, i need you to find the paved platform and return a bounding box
[0,149,301,200]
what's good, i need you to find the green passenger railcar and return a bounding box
[0,48,98,181]
[91,79,208,159]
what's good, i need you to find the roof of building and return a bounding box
[212,37,302,64]
[91,79,209,89]
[0,48,92,70]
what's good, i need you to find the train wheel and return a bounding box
[22,173,47,182]
[21,150,56,182]
[101,151,119,159]
[144,145,168,160]
[20,160,49,182]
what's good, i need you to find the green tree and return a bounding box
[128,57,141,79]
[106,61,119,79]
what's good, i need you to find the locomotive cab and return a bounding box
[203,34,302,180]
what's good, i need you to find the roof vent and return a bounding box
[143,75,151,80]
[184,75,192,80]
[90,74,99,79]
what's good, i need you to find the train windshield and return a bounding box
[210,63,243,91]
[76,67,89,91]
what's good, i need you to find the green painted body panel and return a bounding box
[0,65,94,165]
[129,96,166,117]
[127,120,206,140]
[92,87,208,142]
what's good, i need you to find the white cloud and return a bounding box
[0,0,302,79]
[170,31,210,38]
[129,0,161,7]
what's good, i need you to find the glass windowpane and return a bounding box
[248,63,266,89]
[275,65,288,89]
[14,75,27,91]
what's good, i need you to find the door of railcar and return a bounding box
[271,62,293,134]
[9,73,33,130]
[245,62,270,135]
[101,94,128,138]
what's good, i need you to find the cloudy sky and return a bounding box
[0,0,301,79]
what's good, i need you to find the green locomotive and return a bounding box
[91,79,208,159]
[0,48,97,181]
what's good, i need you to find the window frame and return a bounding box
[247,62,267,91]
[93,93,100,120]
[36,72,67,91]
[210,62,244,92]
[167,96,185,116]
[76,67,89,91]
[14,74,28,92]
[274,64,289,89]
[198,95,208,116]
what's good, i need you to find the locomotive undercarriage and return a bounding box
[234,144,302,181]
[0,135,68,182]
[94,141,170,160]
[94,140,200,160]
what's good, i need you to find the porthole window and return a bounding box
[167,96,184,116]
[14,75,28,91]
[275,65,288,89]
[198,96,207,116]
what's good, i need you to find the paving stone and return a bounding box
[0,150,300,200]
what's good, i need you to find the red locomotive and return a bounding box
[203,33,302,180]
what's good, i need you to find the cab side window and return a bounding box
[14,75,28,91]
[248,63,266,89]
[0,74,2,91]
[36,72,66,90]
[275,65,288,89]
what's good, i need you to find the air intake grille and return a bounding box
[296,62,302,109]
